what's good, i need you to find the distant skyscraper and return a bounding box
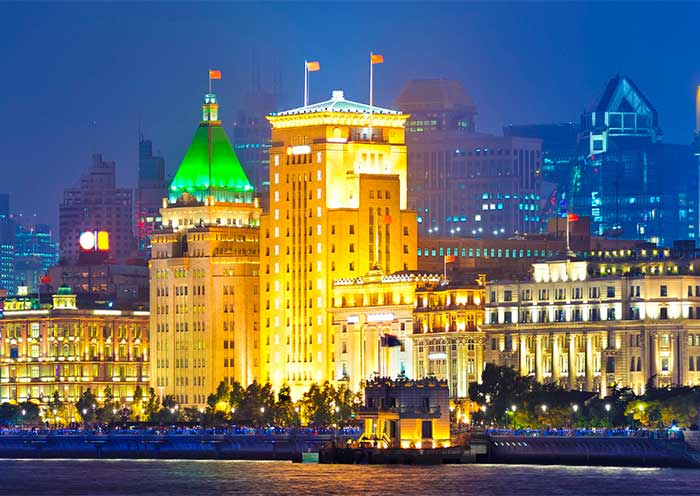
[504,123,579,219]
[231,61,277,212]
[59,154,135,264]
[0,193,15,294]
[135,138,167,256]
[571,75,698,245]
[395,79,545,238]
[13,224,59,292]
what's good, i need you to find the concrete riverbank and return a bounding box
[0,433,338,461]
[320,434,700,467]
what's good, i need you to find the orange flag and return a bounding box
[306,61,320,72]
[567,213,579,222]
[445,254,456,264]
[209,69,222,80]
[371,53,384,65]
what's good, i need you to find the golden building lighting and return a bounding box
[150,92,261,407]
[412,275,486,399]
[0,286,149,407]
[484,257,700,396]
[262,90,417,396]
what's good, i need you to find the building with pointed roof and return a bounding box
[150,92,261,408]
[570,75,697,246]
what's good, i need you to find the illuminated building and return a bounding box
[504,123,579,219]
[135,137,167,257]
[0,194,15,294]
[416,217,648,280]
[484,255,700,396]
[262,90,417,396]
[357,377,450,449]
[570,74,697,244]
[59,154,135,264]
[0,286,149,407]
[412,275,486,399]
[13,224,59,293]
[150,92,260,407]
[329,270,437,392]
[394,79,545,238]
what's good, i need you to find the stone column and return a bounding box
[585,334,594,392]
[519,334,528,377]
[649,332,658,390]
[475,337,484,385]
[552,335,560,383]
[535,335,543,383]
[568,333,577,391]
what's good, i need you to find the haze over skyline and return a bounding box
[1,2,698,228]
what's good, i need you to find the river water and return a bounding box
[1,460,699,495]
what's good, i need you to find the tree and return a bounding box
[145,387,160,421]
[275,385,299,427]
[235,381,275,426]
[47,390,65,426]
[96,386,117,424]
[75,389,98,424]
[131,385,144,422]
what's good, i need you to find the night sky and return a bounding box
[1,2,698,229]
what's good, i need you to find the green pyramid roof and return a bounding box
[169,96,253,204]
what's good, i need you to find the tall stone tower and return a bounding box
[261,90,417,396]
[150,92,261,407]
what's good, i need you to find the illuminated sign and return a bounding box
[80,230,109,252]
[347,315,360,324]
[428,352,447,360]
[366,312,395,323]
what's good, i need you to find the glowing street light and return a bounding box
[260,407,265,413]
[572,404,579,412]
[541,404,547,412]
[511,405,517,412]
[605,404,611,412]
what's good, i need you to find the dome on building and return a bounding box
[169,93,253,204]
[393,79,476,113]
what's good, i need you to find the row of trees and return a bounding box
[0,381,361,428]
[469,364,700,429]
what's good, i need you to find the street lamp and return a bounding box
[511,405,517,412]
[605,403,611,412]
[541,404,547,412]
[572,404,579,412]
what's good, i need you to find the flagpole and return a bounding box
[209,71,212,94]
[566,214,570,254]
[304,60,308,107]
[369,52,374,142]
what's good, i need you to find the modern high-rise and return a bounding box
[14,224,59,292]
[135,138,167,257]
[59,154,135,263]
[395,79,545,238]
[261,90,418,396]
[231,66,278,213]
[0,193,15,294]
[504,123,579,219]
[570,75,698,245]
[150,92,261,407]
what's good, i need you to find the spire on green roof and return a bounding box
[169,93,253,204]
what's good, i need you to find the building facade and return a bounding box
[150,92,261,407]
[261,90,417,396]
[394,79,545,238]
[59,154,135,264]
[329,271,435,392]
[484,257,700,396]
[571,75,698,245]
[412,275,486,399]
[0,287,149,407]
